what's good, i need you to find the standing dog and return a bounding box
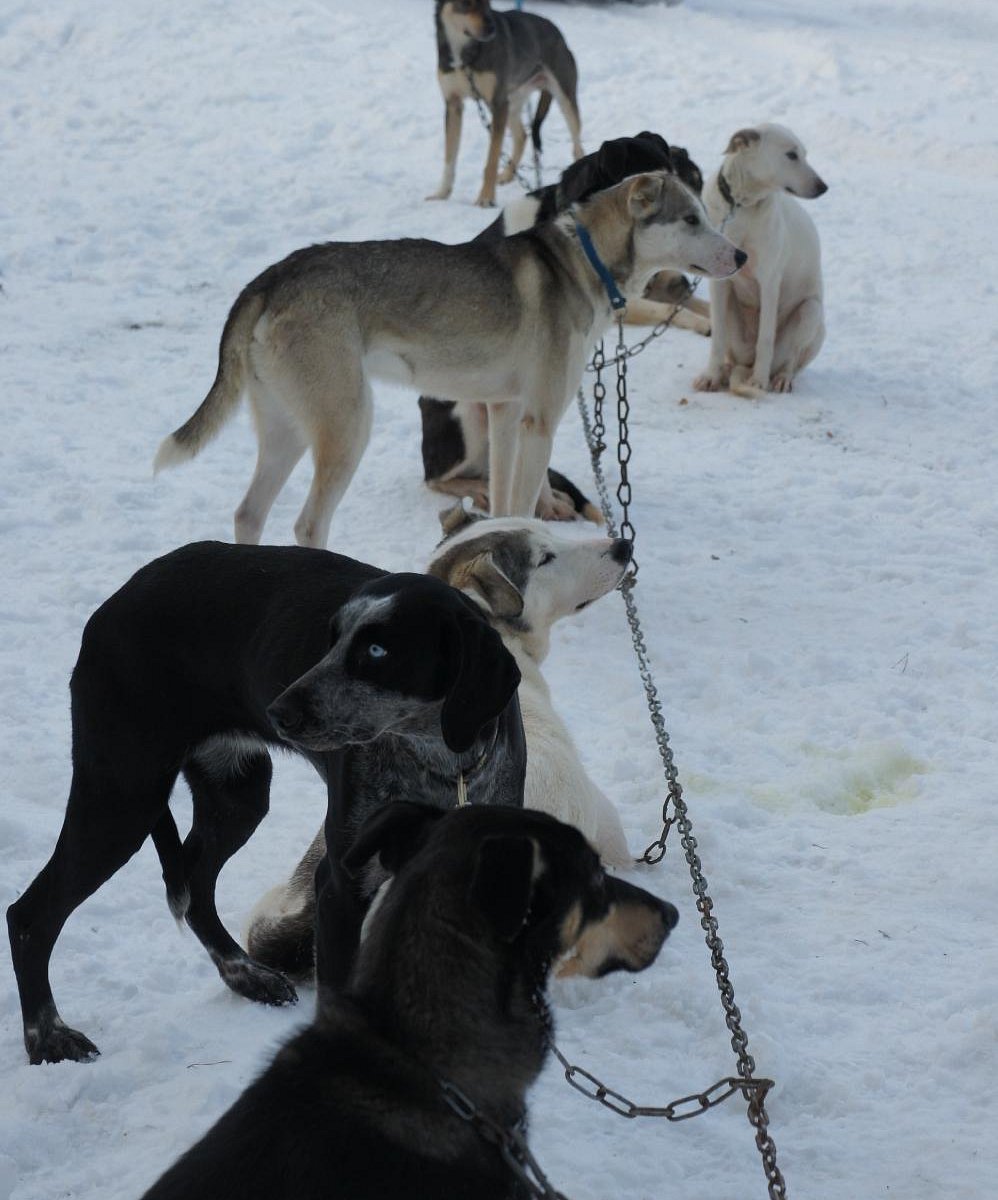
[694,123,828,398]
[7,543,524,1064]
[420,131,711,521]
[247,507,635,980]
[154,172,745,545]
[428,0,583,208]
[141,802,678,1200]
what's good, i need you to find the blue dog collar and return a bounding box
[575,222,627,312]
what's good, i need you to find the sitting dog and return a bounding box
[6,542,524,1064]
[428,0,583,208]
[154,172,745,545]
[247,507,634,979]
[420,131,712,522]
[140,802,679,1200]
[694,123,828,398]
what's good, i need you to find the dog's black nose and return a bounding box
[267,695,305,737]
[660,900,680,931]
[610,538,633,565]
[734,248,748,269]
[814,179,829,197]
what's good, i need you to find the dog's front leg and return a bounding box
[476,99,509,207]
[427,96,464,201]
[693,279,731,391]
[747,275,780,393]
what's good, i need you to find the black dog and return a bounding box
[7,542,524,1064]
[139,801,679,1200]
[420,131,705,521]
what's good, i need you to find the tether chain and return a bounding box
[462,65,543,192]
[440,1080,569,1200]
[584,273,700,372]
[571,329,789,1199]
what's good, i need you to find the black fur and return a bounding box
[139,802,678,1200]
[419,131,705,512]
[7,542,525,1064]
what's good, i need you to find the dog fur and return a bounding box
[694,123,827,398]
[428,0,583,208]
[246,508,635,979]
[153,172,744,545]
[419,131,712,523]
[141,802,678,1200]
[6,543,524,1064]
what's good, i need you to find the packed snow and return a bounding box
[2,1,996,1197]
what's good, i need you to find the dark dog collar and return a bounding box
[574,221,627,312]
[717,168,738,214]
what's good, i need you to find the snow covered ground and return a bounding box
[2,0,997,1196]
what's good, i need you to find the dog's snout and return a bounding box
[660,899,679,932]
[267,693,307,737]
[609,538,633,566]
[734,248,748,269]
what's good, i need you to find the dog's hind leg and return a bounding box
[7,767,178,1063]
[234,383,308,544]
[545,73,583,160]
[291,355,373,549]
[770,297,825,392]
[181,744,297,1006]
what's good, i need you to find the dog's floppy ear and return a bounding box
[341,801,446,879]
[451,552,524,620]
[626,172,667,220]
[440,606,521,753]
[725,128,760,154]
[469,834,539,942]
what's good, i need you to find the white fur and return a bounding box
[695,122,827,397]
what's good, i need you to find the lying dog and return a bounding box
[428,0,583,207]
[694,123,828,398]
[141,802,679,1200]
[6,543,524,1064]
[154,172,744,544]
[247,507,634,978]
[420,131,712,522]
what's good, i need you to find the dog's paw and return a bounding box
[770,374,794,394]
[474,192,497,209]
[536,492,579,522]
[693,372,723,392]
[424,189,452,202]
[26,1018,100,1065]
[217,957,299,1006]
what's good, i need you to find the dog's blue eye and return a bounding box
[368,644,388,659]
[684,214,700,226]
[786,151,799,161]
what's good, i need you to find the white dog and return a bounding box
[245,509,636,977]
[694,123,828,398]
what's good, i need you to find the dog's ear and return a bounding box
[438,501,483,539]
[725,128,760,154]
[451,552,524,620]
[469,834,539,942]
[626,172,667,220]
[440,607,521,753]
[341,801,446,879]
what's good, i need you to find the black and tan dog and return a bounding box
[140,801,678,1200]
[7,542,524,1064]
[428,0,584,208]
[421,131,712,519]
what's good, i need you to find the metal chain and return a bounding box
[439,1079,569,1200]
[462,65,541,194]
[584,274,701,372]
[574,336,789,1199]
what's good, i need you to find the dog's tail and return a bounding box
[153,289,266,472]
[151,811,190,922]
[547,468,603,525]
[531,91,552,152]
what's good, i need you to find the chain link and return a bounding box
[584,274,701,372]
[574,334,789,1199]
[462,66,541,194]
[439,1079,569,1200]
